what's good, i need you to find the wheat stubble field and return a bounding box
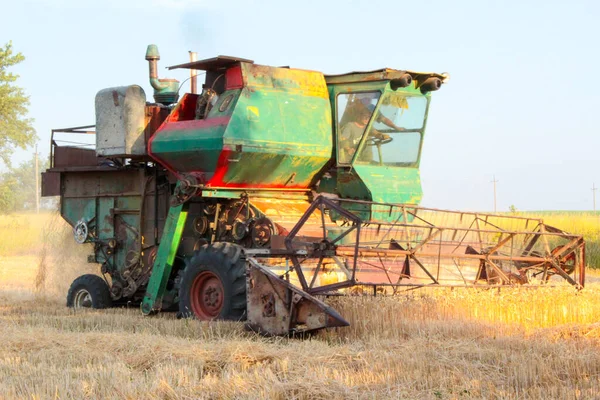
[2,213,600,399]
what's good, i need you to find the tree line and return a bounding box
[0,41,42,213]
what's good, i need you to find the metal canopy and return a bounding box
[324,68,392,78]
[324,68,444,78]
[324,68,447,84]
[168,55,254,71]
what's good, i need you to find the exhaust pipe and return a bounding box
[145,44,167,91]
[189,51,198,94]
[144,44,180,105]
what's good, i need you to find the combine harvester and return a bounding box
[42,45,585,335]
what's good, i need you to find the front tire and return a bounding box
[66,274,112,309]
[178,242,247,321]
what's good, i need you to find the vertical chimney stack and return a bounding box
[189,51,198,94]
[144,44,180,105]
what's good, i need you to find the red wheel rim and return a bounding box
[190,271,224,319]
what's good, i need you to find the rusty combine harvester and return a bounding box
[42,45,585,335]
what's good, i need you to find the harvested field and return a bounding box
[1,213,600,399]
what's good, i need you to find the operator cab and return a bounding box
[325,69,447,169]
[323,69,448,207]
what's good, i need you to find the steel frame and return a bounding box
[49,125,96,168]
[270,197,585,294]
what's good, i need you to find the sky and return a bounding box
[1,0,599,211]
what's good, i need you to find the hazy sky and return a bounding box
[1,0,598,211]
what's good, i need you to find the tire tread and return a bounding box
[178,242,247,321]
[66,274,112,309]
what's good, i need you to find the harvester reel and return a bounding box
[517,247,578,283]
[73,219,89,244]
[552,246,577,275]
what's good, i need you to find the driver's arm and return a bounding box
[377,115,404,131]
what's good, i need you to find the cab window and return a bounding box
[355,94,428,167]
[336,92,381,164]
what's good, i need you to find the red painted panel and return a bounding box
[225,66,244,90]
[208,148,232,186]
[168,94,198,122]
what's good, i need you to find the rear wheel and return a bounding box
[178,242,247,321]
[66,274,112,309]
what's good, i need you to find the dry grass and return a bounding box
[3,287,600,399]
[0,212,96,299]
[2,213,600,399]
[0,213,51,256]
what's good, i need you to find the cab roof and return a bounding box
[324,68,446,85]
[168,56,446,85]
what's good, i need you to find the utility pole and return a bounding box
[491,175,498,213]
[35,144,39,214]
[592,183,597,213]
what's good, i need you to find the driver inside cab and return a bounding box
[339,101,393,164]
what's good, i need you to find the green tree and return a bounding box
[0,175,18,212]
[0,154,50,214]
[0,41,36,166]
